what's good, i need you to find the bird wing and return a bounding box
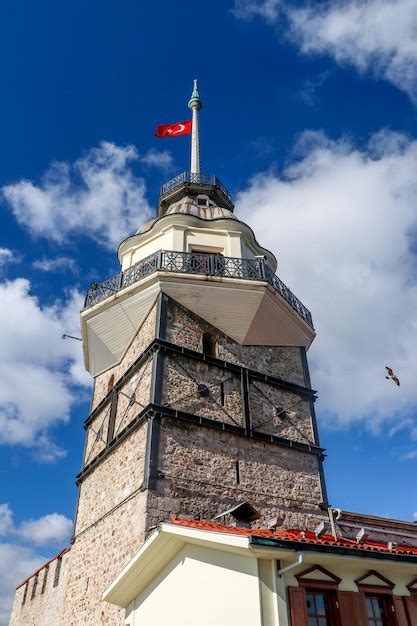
[393,376,400,386]
[386,366,393,376]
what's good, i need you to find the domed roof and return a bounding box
[137,199,237,235]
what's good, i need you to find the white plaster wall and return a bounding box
[122,226,243,269]
[185,228,232,254]
[119,215,277,271]
[130,544,263,626]
[121,230,175,270]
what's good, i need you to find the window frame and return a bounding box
[364,593,397,626]
[294,566,342,626]
[305,587,340,626]
[355,570,397,626]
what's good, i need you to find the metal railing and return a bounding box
[84,250,313,328]
[159,172,233,205]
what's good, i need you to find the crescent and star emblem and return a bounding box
[167,123,185,135]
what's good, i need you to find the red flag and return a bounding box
[155,120,192,137]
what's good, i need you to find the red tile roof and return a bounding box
[169,516,417,557]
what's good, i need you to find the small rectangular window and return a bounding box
[53,557,62,587]
[21,582,28,606]
[366,596,390,626]
[30,575,38,600]
[219,381,225,406]
[41,566,49,594]
[235,460,240,484]
[306,591,335,626]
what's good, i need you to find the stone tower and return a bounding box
[9,83,327,626]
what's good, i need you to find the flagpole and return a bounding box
[188,79,202,175]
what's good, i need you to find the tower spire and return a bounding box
[188,79,202,174]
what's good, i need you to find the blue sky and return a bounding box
[1,0,417,620]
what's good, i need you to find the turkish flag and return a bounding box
[155,120,192,137]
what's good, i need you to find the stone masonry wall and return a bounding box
[57,421,149,626]
[162,355,243,427]
[165,298,307,387]
[147,417,325,532]
[8,294,323,626]
[62,491,148,625]
[83,404,111,466]
[75,423,147,535]
[148,297,325,531]
[161,299,317,445]
[83,358,153,469]
[249,380,313,442]
[112,359,152,436]
[91,300,158,410]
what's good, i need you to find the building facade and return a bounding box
[9,85,417,626]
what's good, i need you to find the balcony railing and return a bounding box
[159,172,233,205]
[84,250,313,329]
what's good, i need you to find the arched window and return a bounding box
[202,333,217,358]
[107,374,115,394]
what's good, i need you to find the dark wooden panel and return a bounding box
[394,596,410,626]
[405,597,417,625]
[338,591,368,626]
[288,586,308,626]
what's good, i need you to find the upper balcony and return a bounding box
[158,172,234,216]
[84,249,314,330]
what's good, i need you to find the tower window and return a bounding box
[202,333,217,358]
[197,196,208,206]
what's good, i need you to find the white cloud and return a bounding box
[0,504,72,625]
[287,0,417,103]
[0,279,89,457]
[0,543,43,625]
[233,0,417,104]
[18,513,72,546]
[3,141,153,249]
[233,0,280,21]
[32,256,77,273]
[236,129,417,436]
[141,148,173,169]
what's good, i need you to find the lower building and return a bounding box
[104,515,417,626]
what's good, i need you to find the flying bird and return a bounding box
[385,367,400,386]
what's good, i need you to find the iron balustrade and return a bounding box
[84,250,313,328]
[159,172,233,205]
